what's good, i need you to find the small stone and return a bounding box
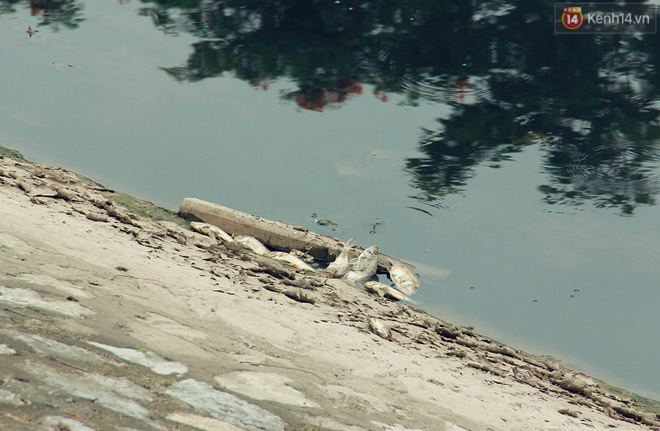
[0,389,24,406]
[86,212,109,222]
[18,181,32,194]
[0,344,16,355]
[55,188,76,201]
[558,408,580,418]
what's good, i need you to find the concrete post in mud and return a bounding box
[179,198,401,273]
[179,197,345,260]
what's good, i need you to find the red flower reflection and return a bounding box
[293,78,363,112]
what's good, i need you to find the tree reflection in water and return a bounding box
[21,0,85,30]
[8,0,660,215]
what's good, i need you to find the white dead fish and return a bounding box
[344,245,379,285]
[368,317,391,340]
[388,263,419,296]
[320,237,355,278]
[268,251,316,272]
[190,222,234,243]
[235,235,270,256]
[289,249,314,263]
[364,281,408,301]
[350,245,379,272]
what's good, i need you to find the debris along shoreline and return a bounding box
[1,146,659,431]
[180,197,406,274]
[181,202,417,302]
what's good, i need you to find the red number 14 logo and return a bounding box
[563,7,583,29]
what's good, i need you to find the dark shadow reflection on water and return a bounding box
[9,0,660,216]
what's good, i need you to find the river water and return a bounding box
[2,0,659,400]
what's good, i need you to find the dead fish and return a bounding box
[268,251,316,272]
[190,222,234,243]
[369,318,391,340]
[364,281,408,301]
[388,263,419,296]
[344,245,378,285]
[289,249,314,263]
[350,245,379,272]
[235,235,270,256]
[320,237,355,278]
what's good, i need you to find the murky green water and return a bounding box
[2,0,659,400]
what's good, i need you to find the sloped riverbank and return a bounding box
[0,147,658,431]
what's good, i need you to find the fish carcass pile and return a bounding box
[190,223,419,302]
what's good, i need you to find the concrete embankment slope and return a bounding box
[0,147,658,431]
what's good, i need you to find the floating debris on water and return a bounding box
[26,25,38,37]
[367,218,383,234]
[312,213,339,231]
